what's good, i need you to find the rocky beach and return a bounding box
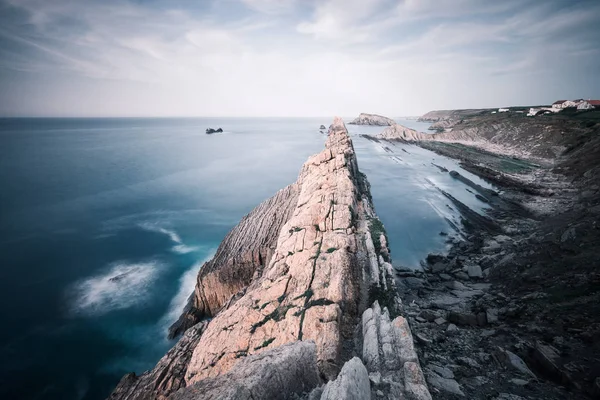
[367,108,600,399]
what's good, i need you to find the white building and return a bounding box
[498,108,509,112]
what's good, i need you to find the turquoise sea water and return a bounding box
[0,117,490,399]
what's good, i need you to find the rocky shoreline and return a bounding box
[371,108,600,399]
[109,118,432,400]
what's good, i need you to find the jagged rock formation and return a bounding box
[349,113,396,126]
[110,117,430,400]
[168,184,299,338]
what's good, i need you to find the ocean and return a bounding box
[0,117,490,399]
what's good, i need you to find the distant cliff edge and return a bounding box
[109,117,432,400]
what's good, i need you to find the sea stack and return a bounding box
[348,113,396,126]
[110,117,431,400]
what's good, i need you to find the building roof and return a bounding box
[552,100,567,105]
[588,100,600,106]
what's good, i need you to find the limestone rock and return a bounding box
[169,183,300,338]
[171,341,320,400]
[320,357,370,400]
[360,302,431,400]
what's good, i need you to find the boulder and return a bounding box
[171,341,321,400]
[321,357,370,400]
[426,371,464,396]
[467,265,483,278]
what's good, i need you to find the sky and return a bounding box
[0,0,599,117]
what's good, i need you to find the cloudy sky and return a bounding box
[0,0,599,117]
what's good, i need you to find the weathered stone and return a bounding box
[168,183,300,338]
[321,357,370,400]
[467,265,483,278]
[455,272,470,281]
[426,371,464,396]
[486,308,499,324]
[499,348,536,379]
[431,262,447,273]
[446,324,458,333]
[428,365,454,379]
[404,362,433,400]
[439,273,453,281]
[446,280,468,291]
[457,356,480,368]
[171,341,321,400]
[419,310,438,322]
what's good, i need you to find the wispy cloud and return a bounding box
[0,0,598,116]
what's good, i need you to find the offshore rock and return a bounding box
[349,113,396,126]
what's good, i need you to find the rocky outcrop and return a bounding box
[110,117,430,400]
[171,341,320,400]
[349,113,396,126]
[168,184,299,338]
[378,124,430,141]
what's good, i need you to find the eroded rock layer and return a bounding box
[110,117,430,400]
[168,183,299,338]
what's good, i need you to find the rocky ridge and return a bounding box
[110,117,431,400]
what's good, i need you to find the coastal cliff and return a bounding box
[110,117,431,400]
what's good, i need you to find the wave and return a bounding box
[138,222,200,254]
[161,251,215,327]
[67,261,162,317]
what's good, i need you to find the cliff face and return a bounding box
[110,117,431,400]
[349,113,396,126]
[168,184,300,338]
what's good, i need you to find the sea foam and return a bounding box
[68,261,161,316]
[139,222,199,254]
[161,251,215,327]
